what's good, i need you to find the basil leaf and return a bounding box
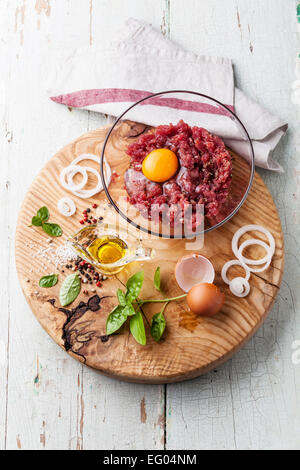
[59,273,81,306]
[37,206,49,223]
[32,215,43,227]
[123,302,136,316]
[117,288,127,306]
[125,271,144,303]
[39,274,58,288]
[154,267,161,291]
[42,222,63,237]
[151,312,166,342]
[106,305,128,335]
[130,309,146,345]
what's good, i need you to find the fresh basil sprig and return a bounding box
[151,302,168,342]
[130,309,146,345]
[30,206,62,237]
[106,267,172,346]
[154,267,161,292]
[59,273,81,306]
[39,274,58,288]
[125,271,144,303]
[106,305,129,335]
[106,271,145,344]
[42,222,63,237]
[123,302,136,316]
[117,288,127,306]
[31,206,49,226]
[32,216,43,227]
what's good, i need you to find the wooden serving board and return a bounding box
[15,121,284,384]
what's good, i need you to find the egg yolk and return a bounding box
[142,148,178,183]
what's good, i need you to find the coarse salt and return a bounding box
[33,243,77,268]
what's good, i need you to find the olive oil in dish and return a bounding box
[68,225,153,274]
[87,235,127,265]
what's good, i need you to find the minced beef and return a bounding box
[125,120,232,230]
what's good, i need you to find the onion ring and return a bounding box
[237,238,271,265]
[232,224,275,264]
[60,165,87,191]
[59,154,112,199]
[67,166,102,199]
[237,239,273,273]
[222,225,276,298]
[229,277,250,298]
[57,197,76,216]
[72,154,112,186]
[221,261,251,298]
[221,259,250,285]
[72,153,99,166]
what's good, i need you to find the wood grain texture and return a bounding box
[1,0,299,451]
[15,121,284,383]
[1,0,166,451]
[167,0,300,450]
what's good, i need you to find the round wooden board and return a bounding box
[15,122,284,384]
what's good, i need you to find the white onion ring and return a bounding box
[222,225,276,298]
[72,153,99,166]
[221,261,251,298]
[57,197,76,216]
[59,154,111,199]
[72,153,112,186]
[60,165,87,191]
[229,277,250,298]
[67,166,102,199]
[237,239,272,273]
[232,224,275,264]
[237,238,271,265]
[221,259,250,285]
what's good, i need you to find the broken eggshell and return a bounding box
[175,254,215,293]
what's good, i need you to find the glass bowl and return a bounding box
[100,90,254,239]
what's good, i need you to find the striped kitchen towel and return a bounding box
[48,18,287,171]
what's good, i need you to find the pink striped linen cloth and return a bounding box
[48,18,287,171]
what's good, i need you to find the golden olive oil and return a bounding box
[68,225,153,275]
[87,235,127,265]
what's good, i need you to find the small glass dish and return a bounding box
[100,91,254,239]
[67,223,154,275]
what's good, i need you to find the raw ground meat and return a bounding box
[125,120,232,231]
